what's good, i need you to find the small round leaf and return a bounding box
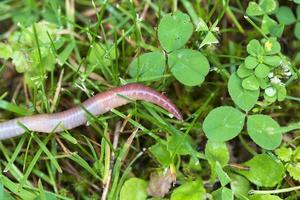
[203,106,245,142]
[242,75,260,91]
[247,40,264,56]
[245,56,259,69]
[171,180,206,200]
[158,11,193,52]
[228,73,259,111]
[129,51,165,80]
[236,154,285,187]
[120,178,148,200]
[168,49,209,86]
[247,114,282,150]
[275,6,296,25]
[255,64,270,78]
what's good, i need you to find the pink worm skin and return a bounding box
[0,83,182,140]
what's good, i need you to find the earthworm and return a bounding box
[0,83,182,140]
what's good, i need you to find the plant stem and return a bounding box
[249,186,300,195]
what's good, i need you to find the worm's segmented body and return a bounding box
[0,83,182,140]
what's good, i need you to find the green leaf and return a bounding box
[236,154,285,187]
[261,14,278,35]
[237,64,253,78]
[259,0,278,14]
[11,51,30,73]
[269,23,284,38]
[199,31,219,48]
[149,143,172,167]
[120,178,148,200]
[215,162,231,186]
[228,73,259,111]
[294,22,300,40]
[57,40,75,65]
[249,194,283,200]
[167,131,196,156]
[0,43,13,59]
[275,147,293,162]
[247,114,282,150]
[158,11,193,52]
[88,43,117,67]
[246,2,264,16]
[255,64,270,78]
[168,49,209,86]
[264,56,282,67]
[263,37,281,55]
[170,180,206,200]
[203,106,245,142]
[129,51,165,80]
[287,163,300,182]
[247,40,264,56]
[230,173,250,199]
[205,140,229,167]
[242,75,260,91]
[245,56,259,69]
[275,6,296,25]
[277,85,287,101]
[295,0,300,4]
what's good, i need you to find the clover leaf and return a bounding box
[246,0,278,16]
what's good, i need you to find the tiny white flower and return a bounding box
[270,76,281,84]
[265,87,276,97]
[268,72,274,78]
[285,71,292,77]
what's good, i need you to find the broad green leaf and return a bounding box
[167,131,196,156]
[237,64,253,78]
[149,143,172,167]
[261,14,278,35]
[246,2,264,16]
[11,51,30,73]
[215,162,231,186]
[170,180,206,200]
[199,31,219,48]
[158,11,193,52]
[255,64,270,78]
[236,154,285,187]
[245,56,258,69]
[222,187,234,200]
[203,106,245,142]
[228,73,259,111]
[259,0,278,14]
[249,194,283,200]
[129,51,165,80]
[242,75,260,91]
[229,173,250,199]
[120,178,148,200]
[247,114,282,150]
[275,147,293,162]
[287,163,300,182]
[269,23,284,38]
[168,49,209,86]
[295,0,300,3]
[212,187,234,200]
[294,22,300,40]
[0,43,12,59]
[205,140,229,167]
[247,40,263,56]
[275,6,296,25]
